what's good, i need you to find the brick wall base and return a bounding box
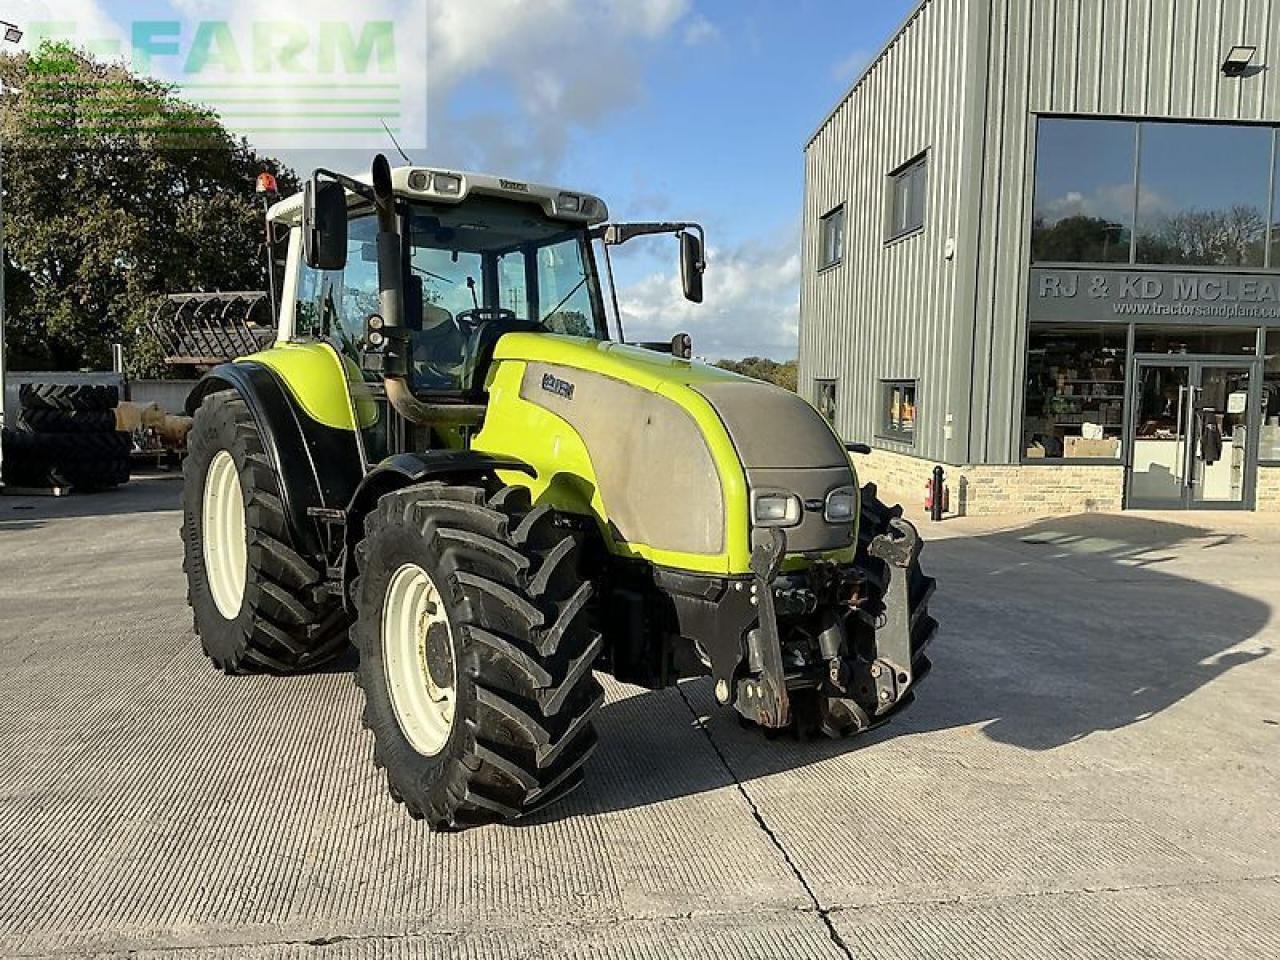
[854,448,1125,517]
[853,450,1280,516]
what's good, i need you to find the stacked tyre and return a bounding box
[1,383,131,490]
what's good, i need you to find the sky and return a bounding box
[5,0,916,360]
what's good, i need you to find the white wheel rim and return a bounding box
[202,450,247,620]
[382,563,457,756]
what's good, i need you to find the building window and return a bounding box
[1032,117,1280,268]
[819,206,844,268]
[881,380,917,442]
[1135,123,1272,268]
[814,379,837,422]
[1023,324,1126,461]
[886,153,928,241]
[1031,119,1136,264]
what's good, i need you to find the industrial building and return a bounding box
[799,0,1280,513]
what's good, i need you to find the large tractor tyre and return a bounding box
[0,428,52,486]
[17,408,116,434]
[19,382,119,412]
[59,455,129,488]
[56,456,131,491]
[352,482,604,829]
[0,430,131,490]
[181,391,349,675]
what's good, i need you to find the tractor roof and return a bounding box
[267,166,609,227]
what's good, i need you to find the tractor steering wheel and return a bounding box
[454,307,517,334]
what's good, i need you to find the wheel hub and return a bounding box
[201,449,247,620]
[382,563,457,756]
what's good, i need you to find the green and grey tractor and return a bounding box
[180,155,936,828]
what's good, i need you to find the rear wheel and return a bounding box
[352,482,603,829]
[181,391,349,674]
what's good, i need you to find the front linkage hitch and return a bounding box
[731,518,925,733]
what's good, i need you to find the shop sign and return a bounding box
[1029,268,1280,324]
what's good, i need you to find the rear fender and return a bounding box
[186,362,364,559]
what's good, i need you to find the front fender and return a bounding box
[341,450,536,607]
[187,362,363,559]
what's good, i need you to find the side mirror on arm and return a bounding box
[679,229,705,304]
[302,177,349,271]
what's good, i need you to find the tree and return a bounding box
[1135,205,1267,267]
[0,43,297,373]
[1031,214,1130,263]
[714,357,797,391]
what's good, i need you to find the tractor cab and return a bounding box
[282,158,705,431]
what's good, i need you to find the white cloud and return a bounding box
[617,232,802,361]
[209,0,429,144]
[1041,183,1172,223]
[8,0,124,49]
[426,0,691,177]
[683,14,719,45]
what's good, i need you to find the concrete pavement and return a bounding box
[0,476,1276,958]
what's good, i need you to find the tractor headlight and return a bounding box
[824,485,857,523]
[751,490,802,528]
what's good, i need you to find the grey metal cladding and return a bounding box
[798,0,979,466]
[694,380,851,469]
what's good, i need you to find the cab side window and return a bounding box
[295,215,380,356]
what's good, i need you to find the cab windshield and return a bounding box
[298,195,608,395]
[408,198,606,338]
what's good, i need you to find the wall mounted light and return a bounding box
[1222,45,1257,76]
[0,22,21,44]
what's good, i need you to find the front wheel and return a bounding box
[352,482,603,829]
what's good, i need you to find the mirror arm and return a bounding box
[601,221,702,246]
[313,167,377,206]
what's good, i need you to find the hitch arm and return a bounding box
[740,529,791,728]
[866,517,923,711]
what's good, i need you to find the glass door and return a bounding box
[1190,365,1252,507]
[1128,360,1255,509]
[1130,363,1193,507]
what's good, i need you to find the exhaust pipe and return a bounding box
[370,155,485,428]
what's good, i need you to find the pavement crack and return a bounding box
[676,683,856,960]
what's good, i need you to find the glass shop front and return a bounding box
[1021,114,1280,509]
